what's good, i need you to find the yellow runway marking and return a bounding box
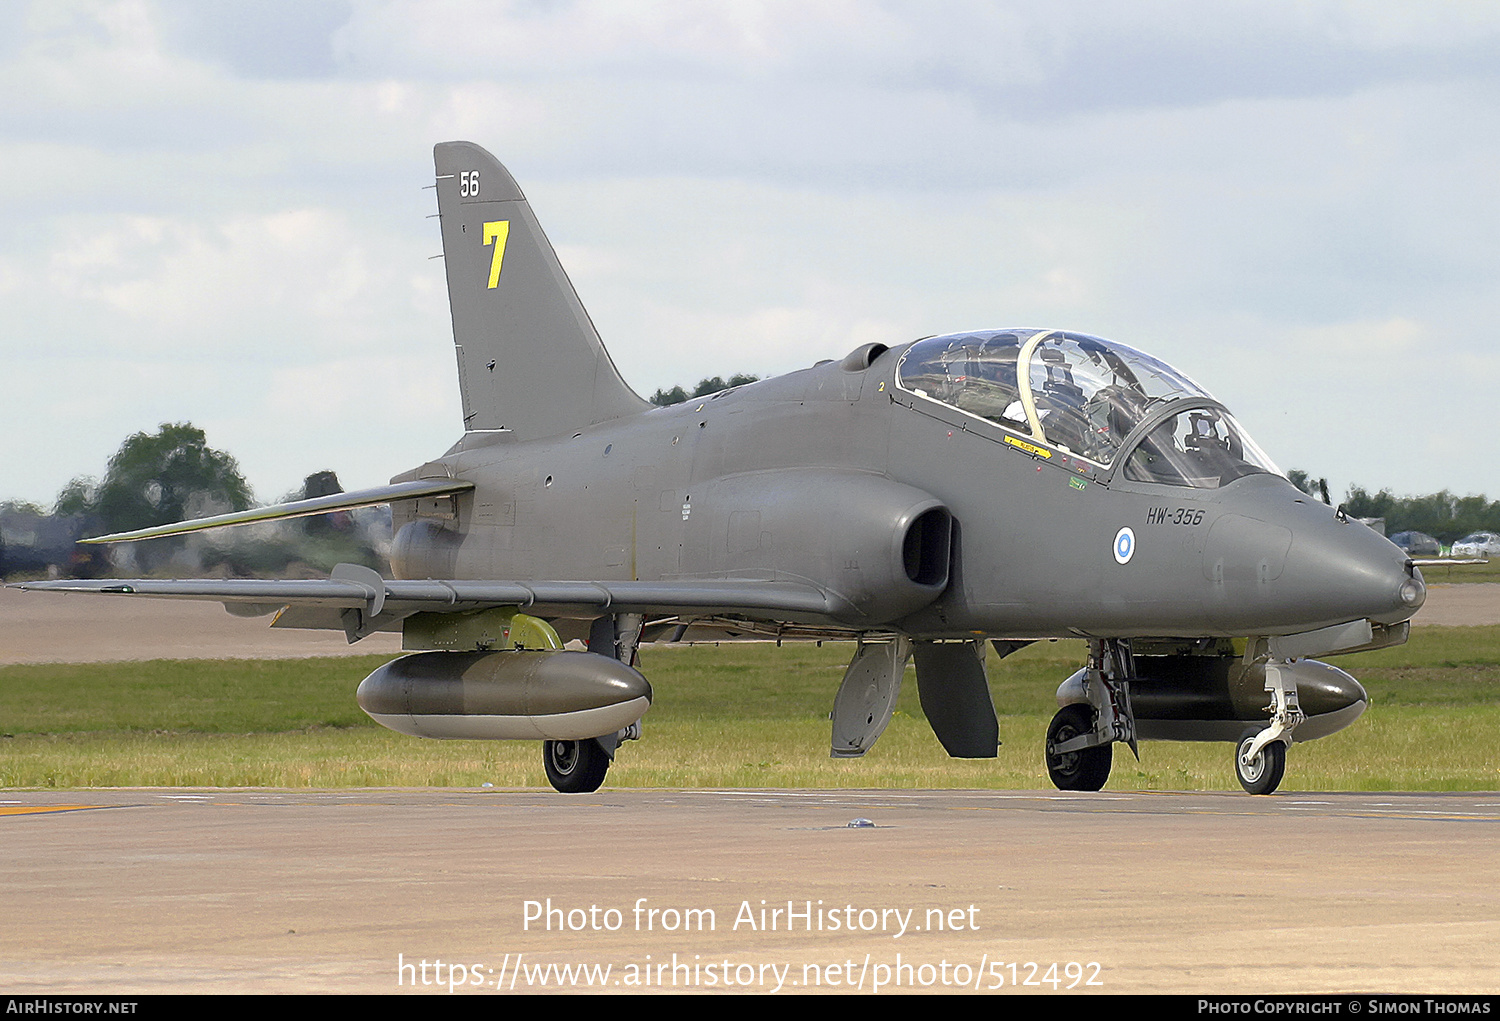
[0,804,105,816]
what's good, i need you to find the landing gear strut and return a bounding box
[1044,638,1138,792]
[539,612,646,794]
[1233,651,1303,795]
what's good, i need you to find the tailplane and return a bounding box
[433,141,648,441]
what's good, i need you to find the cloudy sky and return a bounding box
[2,0,1497,508]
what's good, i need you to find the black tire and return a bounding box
[543,739,610,794]
[1045,704,1112,791]
[1235,735,1286,795]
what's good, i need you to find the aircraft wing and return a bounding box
[13,571,842,637]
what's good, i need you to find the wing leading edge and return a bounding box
[14,572,842,636]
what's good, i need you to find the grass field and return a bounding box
[1,628,1497,791]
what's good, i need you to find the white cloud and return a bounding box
[2,0,1499,504]
[17,207,434,359]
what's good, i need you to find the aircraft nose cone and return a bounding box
[1285,515,1426,627]
[1202,481,1427,632]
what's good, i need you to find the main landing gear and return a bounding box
[1044,638,1137,792]
[1045,703,1112,791]
[544,738,611,793]
[541,613,646,794]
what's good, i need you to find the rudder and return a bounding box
[433,141,648,440]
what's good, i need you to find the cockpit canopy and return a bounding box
[895,329,1281,488]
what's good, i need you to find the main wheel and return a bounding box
[1235,735,1286,795]
[543,739,610,794]
[1045,704,1112,791]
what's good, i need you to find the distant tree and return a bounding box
[1,500,47,518]
[302,470,343,500]
[649,385,690,407]
[1287,470,1330,504]
[650,373,760,406]
[62,423,253,538]
[1,498,101,579]
[1344,485,1500,543]
[300,470,345,536]
[0,501,48,577]
[54,477,96,519]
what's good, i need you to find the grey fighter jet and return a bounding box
[19,141,1427,795]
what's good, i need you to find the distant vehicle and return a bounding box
[1389,531,1442,557]
[1451,532,1500,558]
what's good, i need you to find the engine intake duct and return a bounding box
[903,506,952,587]
[690,468,952,625]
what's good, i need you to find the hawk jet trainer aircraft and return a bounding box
[20,141,1427,795]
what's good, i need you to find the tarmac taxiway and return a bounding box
[1,787,1496,994]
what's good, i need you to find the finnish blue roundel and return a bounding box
[1113,527,1135,565]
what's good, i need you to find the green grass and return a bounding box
[2,630,1497,791]
[0,656,382,733]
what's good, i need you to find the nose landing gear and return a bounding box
[1234,656,1303,795]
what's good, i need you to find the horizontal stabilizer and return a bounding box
[77,478,474,544]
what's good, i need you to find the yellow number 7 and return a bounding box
[483,221,510,288]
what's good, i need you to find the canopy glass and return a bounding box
[895,329,1280,488]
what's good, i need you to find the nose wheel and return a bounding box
[1235,735,1286,795]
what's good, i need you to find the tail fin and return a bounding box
[433,141,648,440]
